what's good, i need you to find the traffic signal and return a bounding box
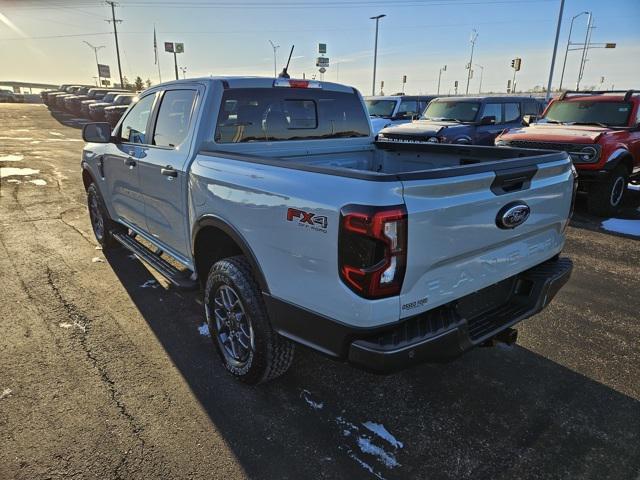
[511,58,522,71]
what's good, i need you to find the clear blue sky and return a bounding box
[1,0,639,94]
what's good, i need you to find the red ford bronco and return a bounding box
[496,90,640,216]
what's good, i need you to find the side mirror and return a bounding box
[480,116,496,125]
[82,122,112,143]
[522,114,538,126]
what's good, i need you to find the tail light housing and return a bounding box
[338,204,408,299]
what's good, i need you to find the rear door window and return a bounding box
[482,103,503,123]
[214,88,369,143]
[153,90,197,148]
[504,103,521,123]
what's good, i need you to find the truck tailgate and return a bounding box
[399,156,574,318]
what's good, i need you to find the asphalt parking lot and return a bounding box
[1,103,639,480]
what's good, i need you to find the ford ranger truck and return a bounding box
[496,90,640,216]
[80,77,574,384]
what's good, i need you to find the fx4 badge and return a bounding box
[287,208,328,232]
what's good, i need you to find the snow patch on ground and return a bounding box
[301,389,324,410]
[0,167,40,178]
[347,452,387,480]
[91,257,104,263]
[28,179,47,186]
[362,421,404,449]
[0,154,24,161]
[59,321,86,332]
[140,279,159,288]
[7,179,21,184]
[0,388,12,400]
[49,131,64,136]
[356,437,400,468]
[601,218,640,237]
[197,323,210,337]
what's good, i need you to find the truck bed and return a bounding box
[203,142,566,180]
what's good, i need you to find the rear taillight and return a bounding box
[338,204,408,299]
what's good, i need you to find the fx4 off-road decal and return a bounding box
[287,208,328,233]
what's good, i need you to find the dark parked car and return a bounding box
[87,91,130,121]
[0,89,17,103]
[378,96,545,145]
[65,88,112,115]
[104,94,136,126]
[53,86,88,110]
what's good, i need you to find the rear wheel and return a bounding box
[204,256,294,384]
[587,166,628,217]
[87,183,120,249]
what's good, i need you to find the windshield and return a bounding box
[102,93,117,103]
[422,101,480,122]
[543,100,632,127]
[365,99,397,118]
[115,95,134,105]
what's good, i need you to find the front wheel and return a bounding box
[87,183,120,249]
[587,166,628,217]
[204,256,294,384]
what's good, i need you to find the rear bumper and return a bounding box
[265,257,572,373]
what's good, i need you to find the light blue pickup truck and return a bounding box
[81,77,574,384]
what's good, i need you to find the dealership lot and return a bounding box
[0,104,639,479]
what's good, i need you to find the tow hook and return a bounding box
[480,328,518,347]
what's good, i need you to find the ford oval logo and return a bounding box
[496,202,531,229]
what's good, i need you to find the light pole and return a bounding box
[268,40,279,78]
[83,41,105,86]
[370,14,386,96]
[558,10,588,92]
[545,0,565,100]
[437,65,446,95]
[474,64,484,94]
[180,66,187,79]
[465,29,478,95]
[576,12,593,90]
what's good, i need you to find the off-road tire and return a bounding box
[86,183,121,249]
[587,166,628,217]
[204,256,294,384]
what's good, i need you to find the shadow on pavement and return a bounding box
[104,247,640,480]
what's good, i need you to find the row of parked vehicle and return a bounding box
[366,91,640,216]
[41,84,137,127]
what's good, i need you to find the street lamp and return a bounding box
[437,65,446,95]
[465,29,478,95]
[558,11,589,92]
[268,40,280,78]
[83,40,105,86]
[180,66,187,79]
[370,14,386,96]
[474,64,484,94]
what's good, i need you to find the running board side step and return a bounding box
[112,232,198,290]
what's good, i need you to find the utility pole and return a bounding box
[268,40,279,77]
[474,64,484,94]
[370,14,386,96]
[576,13,593,90]
[545,0,565,100]
[106,1,124,89]
[559,11,588,92]
[465,29,478,95]
[437,65,446,95]
[83,41,105,86]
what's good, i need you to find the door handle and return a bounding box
[161,167,178,177]
[125,157,136,167]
